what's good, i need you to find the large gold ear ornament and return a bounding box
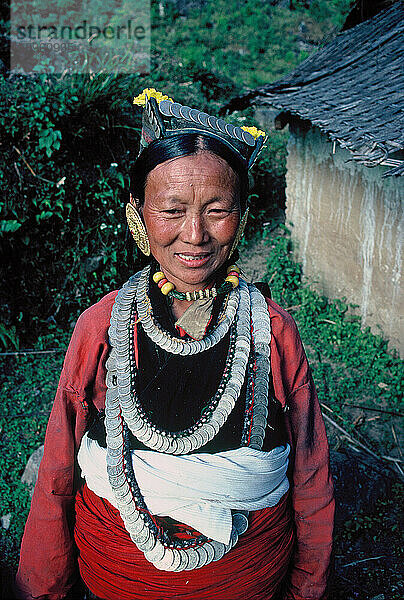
[126,203,151,256]
[229,208,249,259]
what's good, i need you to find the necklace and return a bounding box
[241,284,271,449]
[153,264,241,301]
[105,267,272,571]
[112,278,251,454]
[134,265,240,356]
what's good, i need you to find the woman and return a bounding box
[16,90,334,600]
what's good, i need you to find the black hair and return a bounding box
[129,133,249,209]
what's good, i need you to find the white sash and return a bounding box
[78,433,289,544]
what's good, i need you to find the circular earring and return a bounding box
[126,203,151,256]
[229,208,249,258]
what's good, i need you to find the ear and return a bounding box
[129,193,142,211]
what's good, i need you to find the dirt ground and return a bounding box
[238,235,271,284]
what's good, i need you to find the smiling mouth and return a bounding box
[175,252,212,265]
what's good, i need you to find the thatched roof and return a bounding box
[224,2,404,176]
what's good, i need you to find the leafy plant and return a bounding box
[0,323,20,350]
[0,340,67,568]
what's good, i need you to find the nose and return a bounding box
[181,213,210,246]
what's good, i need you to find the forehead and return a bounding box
[145,152,239,199]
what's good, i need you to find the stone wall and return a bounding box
[285,124,404,356]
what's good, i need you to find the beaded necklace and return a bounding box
[152,264,241,300]
[105,266,272,571]
[135,265,240,356]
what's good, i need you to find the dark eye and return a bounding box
[209,208,230,215]
[163,208,183,215]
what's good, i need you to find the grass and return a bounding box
[332,482,404,599]
[0,336,68,572]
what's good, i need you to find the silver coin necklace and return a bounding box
[105,266,272,571]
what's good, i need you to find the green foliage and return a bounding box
[335,482,404,599]
[152,0,352,89]
[0,72,143,346]
[342,482,403,542]
[0,220,22,233]
[0,324,20,350]
[0,341,67,568]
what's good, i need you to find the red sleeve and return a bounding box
[268,299,335,600]
[15,292,116,600]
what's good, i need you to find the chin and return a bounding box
[179,270,213,286]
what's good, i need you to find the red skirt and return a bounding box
[75,484,294,600]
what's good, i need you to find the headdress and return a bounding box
[133,88,266,169]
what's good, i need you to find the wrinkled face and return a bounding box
[138,151,240,292]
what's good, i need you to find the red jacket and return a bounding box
[16,291,334,600]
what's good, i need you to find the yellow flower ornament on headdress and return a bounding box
[241,126,266,140]
[133,88,173,106]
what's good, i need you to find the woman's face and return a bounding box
[138,151,240,293]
